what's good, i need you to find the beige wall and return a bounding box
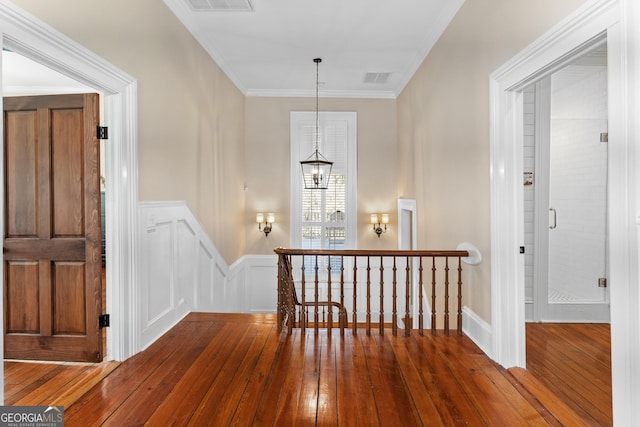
[397,0,588,322]
[10,0,591,307]
[11,0,247,263]
[245,97,398,254]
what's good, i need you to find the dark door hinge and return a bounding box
[519,246,525,254]
[99,314,110,328]
[97,126,108,140]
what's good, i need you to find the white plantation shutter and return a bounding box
[291,112,357,268]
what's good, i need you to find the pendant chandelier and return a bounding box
[300,58,333,190]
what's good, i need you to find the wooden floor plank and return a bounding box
[316,331,339,425]
[335,330,380,425]
[296,332,323,423]
[408,332,485,424]
[4,316,612,426]
[4,362,65,404]
[250,325,299,425]
[104,320,225,426]
[273,331,315,425]
[365,331,422,426]
[506,368,591,426]
[12,364,89,406]
[431,334,533,427]
[526,325,611,424]
[144,321,248,426]
[229,328,284,425]
[188,323,274,425]
[471,355,548,425]
[16,362,119,408]
[387,333,445,425]
[63,320,194,426]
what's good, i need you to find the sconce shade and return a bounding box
[256,212,274,237]
[371,213,389,237]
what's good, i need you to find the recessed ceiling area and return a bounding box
[163,0,465,98]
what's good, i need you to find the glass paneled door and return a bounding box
[533,48,610,323]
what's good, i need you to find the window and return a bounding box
[291,112,357,274]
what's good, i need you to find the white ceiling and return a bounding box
[2,50,93,96]
[1,1,465,99]
[163,0,465,98]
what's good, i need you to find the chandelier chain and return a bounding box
[315,58,320,155]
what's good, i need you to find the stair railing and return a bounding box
[275,248,470,337]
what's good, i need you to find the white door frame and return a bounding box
[0,0,140,373]
[397,198,425,328]
[490,0,639,421]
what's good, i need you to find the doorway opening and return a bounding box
[0,0,140,369]
[397,198,424,328]
[2,50,109,362]
[523,39,610,323]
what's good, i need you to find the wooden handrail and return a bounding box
[276,248,470,337]
[275,248,469,257]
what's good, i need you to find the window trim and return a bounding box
[290,111,357,249]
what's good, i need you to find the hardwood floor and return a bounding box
[4,314,612,426]
[524,322,612,426]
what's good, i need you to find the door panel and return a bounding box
[5,110,38,237]
[3,94,103,362]
[6,261,39,333]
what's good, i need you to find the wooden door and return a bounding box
[3,94,103,362]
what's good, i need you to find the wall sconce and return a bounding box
[370,213,389,237]
[256,212,275,237]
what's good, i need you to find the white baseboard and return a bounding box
[462,306,492,358]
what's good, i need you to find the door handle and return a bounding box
[549,208,557,229]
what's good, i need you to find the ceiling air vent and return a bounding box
[363,72,391,84]
[186,0,254,12]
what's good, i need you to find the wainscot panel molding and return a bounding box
[137,202,278,351]
[231,255,279,313]
[138,201,228,350]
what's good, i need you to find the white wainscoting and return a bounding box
[137,202,278,351]
[231,255,279,313]
[136,201,491,365]
[138,201,228,350]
